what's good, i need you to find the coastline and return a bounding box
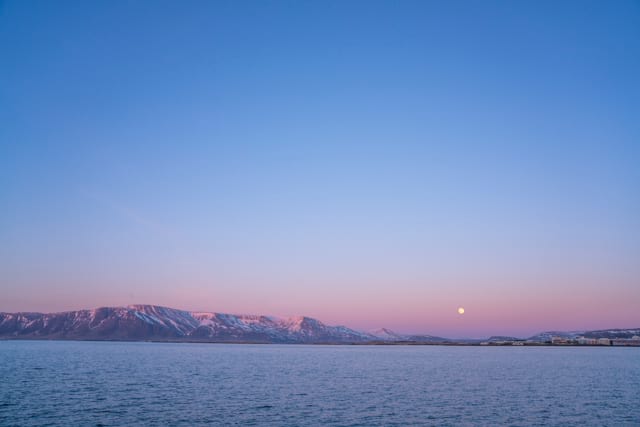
[1,337,638,347]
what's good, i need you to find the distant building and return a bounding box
[597,338,611,346]
[576,337,598,345]
[551,336,571,345]
[612,339,640,347]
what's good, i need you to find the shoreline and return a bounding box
[1,337,638,347]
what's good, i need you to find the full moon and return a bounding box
[457,307,465,315]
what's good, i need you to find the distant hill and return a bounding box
[369,328,406,341]
[368,328,448,343]
[527,328,640,342]
[486,336,524,342]
[582,328,640,339]
[526,331,583,342]
[1,305,638,344]
[0,305,375,344]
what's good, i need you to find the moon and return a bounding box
[457,307,465,315]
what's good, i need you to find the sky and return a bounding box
[1,0,639,338]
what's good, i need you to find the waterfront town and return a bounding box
[480,335,640,346]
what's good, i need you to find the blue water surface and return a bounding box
[1,341,638,426]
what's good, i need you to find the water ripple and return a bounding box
[0,342,639,426]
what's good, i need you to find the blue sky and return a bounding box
[1,1,639,336]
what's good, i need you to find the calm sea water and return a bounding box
[1,341,638,426]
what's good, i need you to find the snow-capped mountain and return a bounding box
[370,328,406,341]
[0,305,376,343]
[527,328,640,342]
[2,305,636,344]
[369,328,449,343]
[526,330,584,342]
[581,328,640,339]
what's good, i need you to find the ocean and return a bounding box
[1,341,638,426]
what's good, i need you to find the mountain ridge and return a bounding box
[0,304,376,343]
[1,304,638,343]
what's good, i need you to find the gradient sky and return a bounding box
[1,1,639,338]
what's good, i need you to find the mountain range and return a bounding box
[0,305,375,343]
[1,304,638,344]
